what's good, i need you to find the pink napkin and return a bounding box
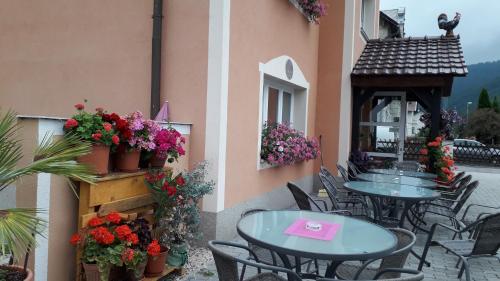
[284,219,341,241]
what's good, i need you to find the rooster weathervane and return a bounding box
[438,12,461,37]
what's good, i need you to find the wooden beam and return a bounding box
[97,194,155,216]
[351,75,454,89]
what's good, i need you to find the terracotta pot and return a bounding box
[82,263,107,281]
[150,153,167,168]
[115,149,141,172]
[77,143,110,176]
[109,265,140,281]
[144,250,168,277]
[0,265,33,281]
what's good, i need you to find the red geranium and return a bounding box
[103,122,112,132]
[115,225,132,240]
[147,240,161,256]
[64,118,78,129]
[112,135,120,145]
[88,217,104,227]
[75,103,85,110]
[126,233,139,245]
[91,133,102,141]
[106,212,121,224]
[176,176,185,186]
[121,248,135,262]
[90,227,115,245]
[69,233,81,246]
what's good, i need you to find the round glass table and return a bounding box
[368,168,436,180]
[237,210,397,278]
[343,181,441,227]
[356,173,437,188]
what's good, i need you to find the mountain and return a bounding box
[445,60,500,114]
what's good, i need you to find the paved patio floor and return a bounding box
[177,166,500,281]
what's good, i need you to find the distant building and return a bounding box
[379,8,405,39]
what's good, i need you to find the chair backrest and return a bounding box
[318,171,341,210]
[378,228,417,278]
[471,213,500,256]
[449,171,465,186]
[208,241,302,281]
[287,182,320,211]
[452,181,479,214]
[453,174,472,193]
[241,208,269,218]
[347,161,361,176]
[336,164,350,182]
[395,161,420,172]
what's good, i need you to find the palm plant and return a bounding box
[0,110,96,264]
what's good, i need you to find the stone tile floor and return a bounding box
[174,166,500,281]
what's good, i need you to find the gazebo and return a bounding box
[350,35,467,163]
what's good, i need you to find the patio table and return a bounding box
[368,168,436,180]
[237,210,397,278]
[343,181,440,228]
[356,173,437,188]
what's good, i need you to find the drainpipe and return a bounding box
[150,0,163,118]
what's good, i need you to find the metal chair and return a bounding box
[208,240,303,281]
[394,161,420,172]
[418,213,500,281]
[240,209,319,275]
[458,203,500,230]
[286,182,351,215]
[435,171,465,189]
[337,164,355,181]
[335,228,417,280]
[318,167,369,217]
[317,268,424,280]
[438,174,472,201]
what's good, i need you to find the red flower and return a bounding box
[126,233,139,245]
[90,227,115,245]
[147,240,161,256]
[167,185,177,196]
[88,217,104,227]
[106,212,121,224]
[75,103,85,110]
[419,148,428,155]
[112,135,120,145]
[116,118,128,130]
[176,176,185,186]
[122,248,135,262]
[91,133,102,141]
[95,107,104,114]
[103,122,112,132]
[110,113,121,122]
[64,118,78,129]
[69,233,81,246]
[115,225,132,240]
[435,136,443,143]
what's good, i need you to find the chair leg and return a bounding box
[455,258,461,268]
[457,257,470,281]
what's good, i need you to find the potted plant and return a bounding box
[150,127,186,168]
[144,239,167,277]
[260,123,321,166]
[114,111,160,172]
[144,163,214,268]
[64,103,120,175]
[0,110,95,280]
[70,212,147,281]
[421,136,456,183]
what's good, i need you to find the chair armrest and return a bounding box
[326,210,352,216]
[313,198,328,211]
[461,203,500,220]
[374,268,424,279]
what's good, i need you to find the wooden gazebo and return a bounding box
[350,35,468,158]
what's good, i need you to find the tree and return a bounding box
[492,96,500,113]
[0,110,95,263]
[465,108,500,144]
[477,88,492,109]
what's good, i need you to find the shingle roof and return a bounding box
[352,36,468,76]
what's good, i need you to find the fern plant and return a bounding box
[0,110,95,265]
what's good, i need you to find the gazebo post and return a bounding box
[429,89,442,172]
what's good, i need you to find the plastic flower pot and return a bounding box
[76,143,110,176]
[149,153,167,168]
[82,263,107,281]
[115,148,140,172]
[167,241,188,267]
[0,265,33,281]
[144,250,168,277]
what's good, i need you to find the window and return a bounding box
[262,81,294,126]
[361,0,375,39]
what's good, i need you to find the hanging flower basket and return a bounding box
[289,0,327,24]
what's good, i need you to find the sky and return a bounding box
[380,0,500,64]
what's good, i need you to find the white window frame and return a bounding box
[262,80,295,126]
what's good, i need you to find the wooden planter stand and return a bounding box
[76,169,180,281]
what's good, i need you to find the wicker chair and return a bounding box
[335,228,416,280]
[435,171,465,190]
[317,268,424,280]
[438,174,472,201]
[208,240,303,281]
[394,161,420,172]
[418,213,500,281]
[459,203,500,227]
[318,167,369,217]
[240,209,319,275]
[286,182,352,215]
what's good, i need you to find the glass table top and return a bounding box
[343,181,441,201]
[356,173,437,188]
[237,210,397,261]
[368,169,436,180]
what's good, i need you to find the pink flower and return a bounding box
[112,135,120,145]
[103,122,112,132]
[64,118,78,129]
[74,103,85,110]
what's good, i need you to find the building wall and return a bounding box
[225,0,320,209]
[0,0,153,117]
